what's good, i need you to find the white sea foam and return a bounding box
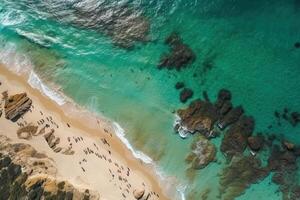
[28,71,65,106]
[112,122,153,164]
[0,42,32,74]
[173,114,191,139]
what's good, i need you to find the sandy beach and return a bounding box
[0,64,169,200]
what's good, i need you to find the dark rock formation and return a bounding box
[185,135,216,169]
[179,88,194,103]
[177,99,219,137]
[267,144,300,199]
[220,116,254,159]
[4,93,32,122]
[219,156,269,200]
[215,89,231,109]
[158,32,195,70]
[247,135,265,151]
[175,82,185,90]
[295,42,300,48]
[218,106,244,130]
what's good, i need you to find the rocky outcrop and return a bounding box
[176,99,219,138]
[4,93,32,122]
[185,135,216,169]
[179,88,193,103]
[217,106,244,130]
[220,116,254,159]
[0,135,98,200]
[267,144,300,199]
[158,32,195,70]
[43,130,74,155]
[247,135,265,151]
[219,156,269,200]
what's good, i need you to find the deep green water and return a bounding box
[1,0,300,199]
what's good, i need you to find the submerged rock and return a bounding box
[175,82,185,90]
[219,156,269,200]
[221,116,254,159]
[185,135,216,169]
[158,32,195,70]
[295,42,300,48]
[267,144,300,199]
[180,88,194,103]
[4,93,32,122]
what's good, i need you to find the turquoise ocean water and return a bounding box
[1,0,300,199]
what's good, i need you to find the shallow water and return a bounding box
[1,0,300,199]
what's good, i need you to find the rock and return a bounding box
[247,136,264,151]
[180,88,193,103]
[0,156,11,169]
[54,147,62,153]
[158,32,195,70]
[295,42,300,48]
[7,163,21,181]
[4,93,32,122]
[186,135,216,169]
[219,156,269,200]
[215,89,231,109]
[0,110,2,118]
[218,106,244,130]
[219,100,232,116]
[44,130,55,144]
[290,112,300,126]
[175,82,185,90]
[221,116,254,159]
[282,141,295,151]
[49,137,60,149]
[177,100,219,137]
[133,188,145,199]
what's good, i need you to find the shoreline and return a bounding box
[0,63,174,200]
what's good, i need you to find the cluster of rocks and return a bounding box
[175,89,229,138]
[174,82,194,103]
[274,108,300,127]
[219,155,269,200]
[185,135,216,169]
[267,141,300,200]
[44,130,74,155]
[158,32,196,70]
[4,93,32,122]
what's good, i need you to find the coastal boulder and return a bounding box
[186,135,216,169]
[4,93,32,122]
[133,188,145,199]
